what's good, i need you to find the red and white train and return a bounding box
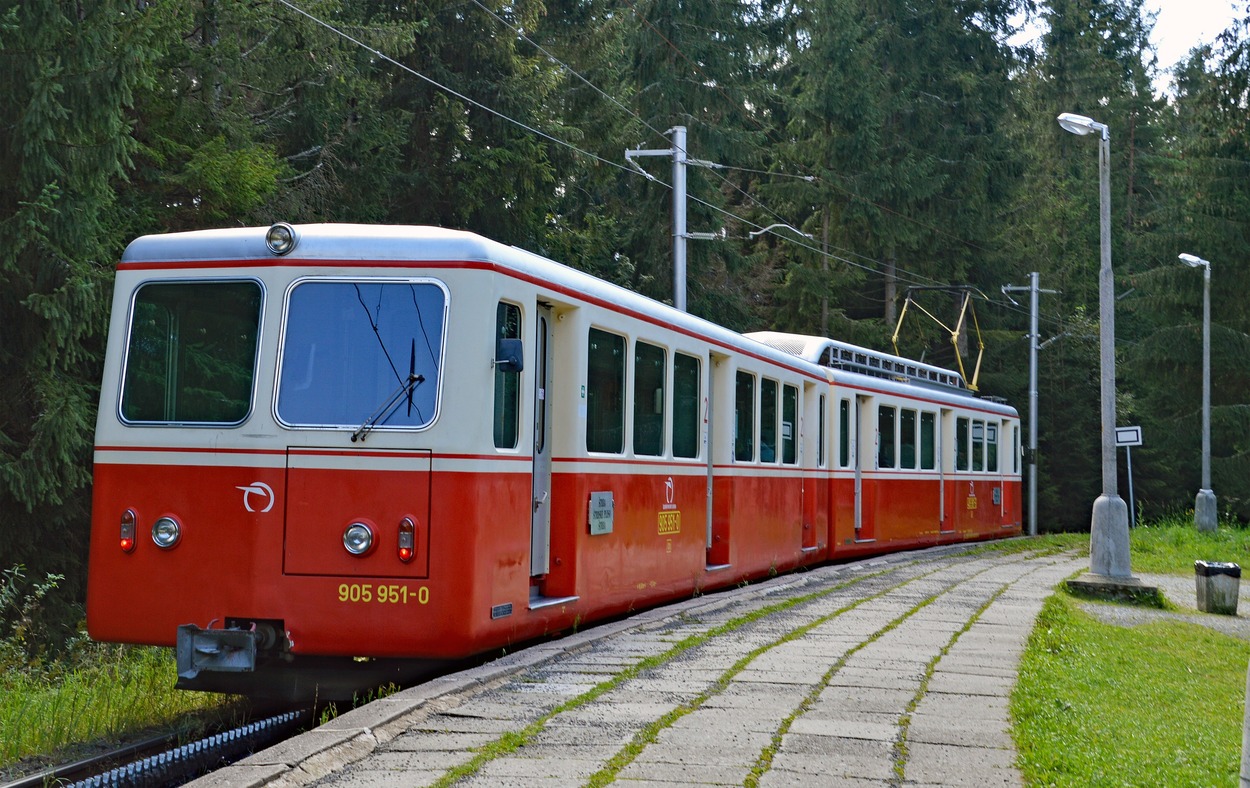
[86,223,1021,699]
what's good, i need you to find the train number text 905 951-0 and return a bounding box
[338,583,430,605]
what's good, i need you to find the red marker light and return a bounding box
[398,517,415,563]
[120,509,137,553]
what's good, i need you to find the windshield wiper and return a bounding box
[351,373,425,443]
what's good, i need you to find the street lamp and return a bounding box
[1179,253,1216,532]
[1058,112,1132,578]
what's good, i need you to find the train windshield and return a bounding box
[120,281,262,425]
[277,280,446,430]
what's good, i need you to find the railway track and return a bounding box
[1,710,307,788]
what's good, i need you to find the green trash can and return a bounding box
[1195,561,1241,616]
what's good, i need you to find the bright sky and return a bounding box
[1147,0,1241,72]
[1010,0,1242,95]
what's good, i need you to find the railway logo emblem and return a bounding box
[238,482,275,513]
[664,477,674,505]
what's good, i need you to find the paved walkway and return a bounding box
[193,544,1087,787]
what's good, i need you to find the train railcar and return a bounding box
[86,223,1021,699]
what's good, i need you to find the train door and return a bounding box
[530,305,553,582]
[854,393,875,541]
[940,408,955,534]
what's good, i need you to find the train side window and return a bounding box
[920,412,936,470]
[673,353,701,458]
[761,378,778,463]
[987,422,999,472]
[818,394,827,467]
[900,408,917,469]
[586,328,625,453]
[972,420,985,472]
[956,417,970,471]
[1013,425,1020,474]
[782,384,797,464]
[122,281,262,424]
[878,405,896,469]
[277,280,447,430]
[633,341,666,456]
[493,302,522,449]
[734,371,755,461]
[839,398,850,467]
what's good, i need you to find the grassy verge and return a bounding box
[1011,519,1250,786]
[0,642,239,772]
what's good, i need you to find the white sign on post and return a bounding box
[1115,425,1142,447]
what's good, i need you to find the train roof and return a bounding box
[120,224,1015,416]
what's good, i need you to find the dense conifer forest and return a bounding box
[2,0,1248,641]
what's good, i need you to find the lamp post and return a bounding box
[1058,112,1132,578]
[1179,253,1216,532]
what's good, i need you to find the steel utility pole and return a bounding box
[626,126,719,313]
[1002,272,1058,537]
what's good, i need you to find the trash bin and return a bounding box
[1195,561,1241,615]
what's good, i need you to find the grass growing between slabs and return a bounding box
[1011,519,1250,786]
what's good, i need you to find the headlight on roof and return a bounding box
[266,222,298,255]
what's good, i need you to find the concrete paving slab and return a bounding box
[905,741,1022,786]
[474,755,604,780]
[616,759,750,784]
[769,738,897,781]
[384,731,497,751]
[906,711,1014,749]
[788,718,898,741]
[924,671,1013,697]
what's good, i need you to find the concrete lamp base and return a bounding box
[1195,489,1218,533]
[1066,573,1162,606]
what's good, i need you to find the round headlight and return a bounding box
[343,522,374,555]
[265,222,298,255]
[151,516,182,549]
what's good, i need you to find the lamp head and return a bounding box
[1178,253,1208,268]
[1057,112,1109,140]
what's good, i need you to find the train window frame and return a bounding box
[972,419,985,472]
[956,417,970,471]
[734,370,755,462]
[672,352,701,459]
[782,384,798,465]
[760,378,779,463]
[780,385,800,465]
[274,277,449,432]
[817,394,827,468]
[493,301,523,450]
[119,278,264,427]
[1013,424,1021,474]
[987,421,999,473]
[839,398,851,468]
[586,327,626,454]
[899,408,917,470]
[877,405,896,469]
[633,340,666,457]
[920,411,936,470]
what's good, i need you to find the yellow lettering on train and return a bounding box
[966,496,978,510]
[337,583,430,605]
[658,511,681,535]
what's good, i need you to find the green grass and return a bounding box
[1126,515,1250,575]
[1013,593,1249,786]
[1011,521,1250,787]
[0,643,238,772]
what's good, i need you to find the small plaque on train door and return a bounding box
[588,492,614,535]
